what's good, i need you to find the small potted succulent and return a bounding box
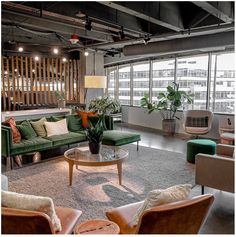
[85,114,105,154]
[55,90,65,108]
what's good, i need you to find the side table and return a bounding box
[74,219,120,234]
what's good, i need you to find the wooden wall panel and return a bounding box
[1,56,83,111]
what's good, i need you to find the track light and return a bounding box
[85,16,92,31]
[53,48,59,54]
[34,56,39,61]
[84,51,89,56]
[18,47,24,52]
[62,57,67,62]
[118,27,125,40]
[143,36,151,45]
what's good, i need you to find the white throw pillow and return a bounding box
[44,118,69,137]
[130,184,192,226]
[1,190,62,232]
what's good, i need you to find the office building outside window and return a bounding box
[133,62,150,106]
[176,55,208,110]
[107,67,116,98]
[209,52,235,114]
[152,59,175,102]
[118,65,131,105]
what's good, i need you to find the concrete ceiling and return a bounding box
[1,1,235,57]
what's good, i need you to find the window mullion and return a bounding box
[149,59,153,103]
[206,53,212,110]
[115,66,119,100]
[130,63,134,106]
[212,55,218,111]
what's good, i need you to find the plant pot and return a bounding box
[162,119,176,136]
[57,99,65,108]
[89,142,101,154]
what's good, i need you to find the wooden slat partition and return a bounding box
[1,55,84,111]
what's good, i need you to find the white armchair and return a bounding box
[183,110,213,136]
[195,144,234,194]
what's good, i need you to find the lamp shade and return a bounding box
[84,75,107,88]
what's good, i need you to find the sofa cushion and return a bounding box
[102,131,141,146]
[17,120,37,140]
[45,132,86,147]
[30,117,47,137]
[11,137,52,156]
[2,118,21,143]
[67,115,84,132]
[44,119,69,137]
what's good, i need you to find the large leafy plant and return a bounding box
[85,114,105,143]
[141,82,194,120]
[89,96,121,115]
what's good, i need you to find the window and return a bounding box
[177,55,209,110]
[118,65,131,105]
[106,51,234,114]
[107,67,116,98]
[152,59,175,102]
[133,62,150,106]
[209,53,235,114]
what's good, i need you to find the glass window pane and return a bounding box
[118,65,131,105]
[176,55,208,110]
[133,62,150,106]
[210,52,235,114]
[107,67,116,98]
[152,59,175,102]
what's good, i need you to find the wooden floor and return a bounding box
[115,122,234,234]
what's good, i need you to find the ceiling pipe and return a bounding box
[123,31,234,56]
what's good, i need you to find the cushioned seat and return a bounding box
[102,130,141,146]
[187,139,216,164]
[45,132,86,147]
[11,137,52,156]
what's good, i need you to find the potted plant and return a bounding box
[85,114,104,154]
[55,90,65,108]
[141,82,194,136]
[88,96,121,115]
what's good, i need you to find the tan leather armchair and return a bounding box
[106,194,214,234]
[2,206,82,234]
[195,144,234,194]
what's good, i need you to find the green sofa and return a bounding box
[2,114,141,170]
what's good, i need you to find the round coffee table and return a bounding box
[64,145,128,186]
[74,219,120,234]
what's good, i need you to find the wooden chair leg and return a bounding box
[137,141,139,151]
[201,186,204,195]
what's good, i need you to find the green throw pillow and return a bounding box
[47,116,65,122]
[17,120,37,140]
[67,115,84,132]
[30,117,47,137]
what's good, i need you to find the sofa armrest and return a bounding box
[216,144,234,157]
[195,153,234,193]
[1,125,13,157]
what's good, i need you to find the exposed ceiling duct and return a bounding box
[123,31,234,56]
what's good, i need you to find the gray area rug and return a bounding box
[5,144,195,223]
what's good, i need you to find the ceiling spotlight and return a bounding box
[75,10,86,18]
[34,56,39,61]
[70,34,79,44]
[18,47,24,52]
[143,36,151,45]
[85,16,92,31]
[118,27,125,40]
[84,51,89,57]
[4,71,8,75]
[32,69,35,73]
[53,48,59,54]
[14,69,17,72]
[62,57,67,62]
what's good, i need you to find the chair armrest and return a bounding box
[195,153,234,193]
[1,125,13,157]
[216,144,234,157]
